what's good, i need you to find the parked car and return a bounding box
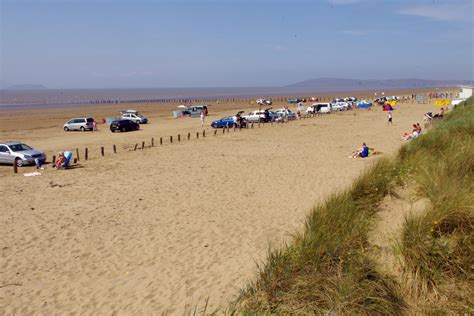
[63,117,94,131]
[120,110,148,124]
[212,111,247,128]
[274,108,297,120]
[182,105,208,117]
[110,119,140,132]
[0,141,47,167]
[287,97,306,104]
[306,103,332,114]
[243,108,274,123]
[331,102,350,111]
[256,98,272,106]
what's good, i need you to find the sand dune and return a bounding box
[1,98,443,313]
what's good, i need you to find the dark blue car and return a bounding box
[211,115,247,128]
[211,116,236,128]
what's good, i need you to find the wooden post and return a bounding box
[101,146,104,156]
[113,144,117,154]
[203,130,205,137]
[223,127,225,134]
[75,148,80,161]
[187,132,191,140]
[141,141,145,149]
[258,123,260,128]
[52,155,56,166]
[170,136,173,143]
[13,162,18,173]
[251,123,254,129]
[134,144,138,151]
[73,158,77,164]
[160,137,163,145]
[214,129,217,135]
[196,132,199,139]
[151,138,154,147]
[233,126,236,132]
[178,134,181,142]
[85,148,88,160]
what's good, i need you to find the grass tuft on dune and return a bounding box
[234,97,474,314]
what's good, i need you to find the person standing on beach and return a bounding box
[388,111,393,125]
[200,110,205,126]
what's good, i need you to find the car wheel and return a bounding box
[15,158,23,167]
[80,126,85,131]
[64,126,69,131]
[121,127,126,132]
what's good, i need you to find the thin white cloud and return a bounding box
[398,2,474,22]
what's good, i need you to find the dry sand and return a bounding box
[0,94,448,313]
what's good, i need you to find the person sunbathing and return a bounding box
[416,123,422,134]
[54,152,65,169]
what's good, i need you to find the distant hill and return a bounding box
[285,78,473,91]
[5,84,48,90]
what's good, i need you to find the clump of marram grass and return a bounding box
[235,158,405,314]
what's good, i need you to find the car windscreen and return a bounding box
[10,143,33,152]
[86,118,94,123]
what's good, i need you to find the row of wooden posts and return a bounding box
[13,114,320,173]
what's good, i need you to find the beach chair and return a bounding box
[63,151,72,168]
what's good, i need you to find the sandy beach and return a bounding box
[0,94,450,313]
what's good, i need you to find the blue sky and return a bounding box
[1,0,473,88]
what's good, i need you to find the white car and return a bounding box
[306,103,332,114]
[256,98,272,106]
[243,109,275,123]
[120,110,148,124]
[331,102,350,111]
[274,108,296,120]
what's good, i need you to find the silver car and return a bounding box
[0,142,47,167]
[63,117,94,131]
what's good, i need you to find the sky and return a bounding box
[1,0,473,89]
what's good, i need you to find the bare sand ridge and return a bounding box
[0,94,447,313]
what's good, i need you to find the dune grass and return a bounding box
[396,99,474,313]
[234,98,473,314]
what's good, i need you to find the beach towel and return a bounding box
[24,172,42,177]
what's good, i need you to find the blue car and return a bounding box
[211,115,247,128]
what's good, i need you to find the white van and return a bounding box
[306,103,332,114]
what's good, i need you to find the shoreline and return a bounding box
[0,86,455,110]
